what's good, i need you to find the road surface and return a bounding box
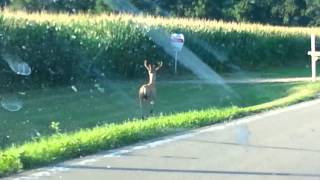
[4,99,320,180]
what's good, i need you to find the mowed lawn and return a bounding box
[0,80,301,148]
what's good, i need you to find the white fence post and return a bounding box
[308,34,319,82]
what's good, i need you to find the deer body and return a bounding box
[139,84,156,104]
[139,60,162,118]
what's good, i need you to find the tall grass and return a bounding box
[0,11,319,89]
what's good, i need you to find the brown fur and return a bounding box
[138,60,162,118]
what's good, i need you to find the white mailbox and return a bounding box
[170,33,184,74]
[170,33,184,51]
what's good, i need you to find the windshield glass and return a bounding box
[0,0,320,179]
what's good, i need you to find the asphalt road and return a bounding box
[4,99,320,180]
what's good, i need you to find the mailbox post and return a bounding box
[170,33,184,74]
[307,34,320,82]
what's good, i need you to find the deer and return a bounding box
[139,60,163,119]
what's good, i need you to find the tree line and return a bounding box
[0,0,320,26]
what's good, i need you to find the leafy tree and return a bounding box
[228,0,274,23]
[0,0,9,10]
[94,0,111,13]
[229,0,254,22]
[10,0,96,13]
[229,0,308,25]
[305,5,320,25]
[4,0,319,26]
[280,0,307,25]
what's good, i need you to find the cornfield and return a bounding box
[0,11,319,89]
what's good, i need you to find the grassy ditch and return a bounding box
[0,82,320,177]
[0,81,298,148]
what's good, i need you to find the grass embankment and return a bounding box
[1,82,320,177]
[0,82,295,148]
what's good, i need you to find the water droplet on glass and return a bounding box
[18,92,26,96]
[235,125,250,145]
[33,130,41,137]
[1,53,32,76]
[22,120,30,125]
[94,84,105,93]
[1,96,23,112]
[293,16,300,21]
[71,85,78,92]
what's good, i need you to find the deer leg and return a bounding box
[140,98,149,119]
[149,91,156,115]
[149,100,154,114]
[139,98,144,119]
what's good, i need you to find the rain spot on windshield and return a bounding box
[234,125,250,145]
[71,85,78,92]
[1,96,23,112]
[94,84,105,93]
[1,53,32,76]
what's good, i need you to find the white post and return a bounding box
[170,33,184,75]
[311,34,317,82]
[312,57,317,81]
[174,51,178,74]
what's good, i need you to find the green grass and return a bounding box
[222,64,312,79]
[246,65,312,78]
[166,64,313,80]
[1,81,320,177]
[0,80,298,148]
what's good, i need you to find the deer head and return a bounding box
[144,60,163,84]
[144,60,163,73]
